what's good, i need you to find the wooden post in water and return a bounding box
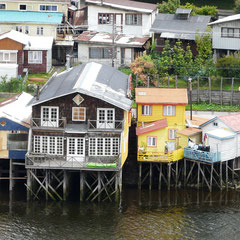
[184,159,187,187]
[138,162,142,190]
[27,169,32,201]
[226,161,228,191]
[168,163,171,191]
[63,170,68,201]
[80,171,85,202]
[175,161,178,188]
[158,163,162,190]
[98,172,101,202]
[197,162,200,189]
[149,163,152,190]
[9,159,13,191]
[210,163,213,192]
[45,170,49,200]
[119,169,123,198]
[220,161,223,190]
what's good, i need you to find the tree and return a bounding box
[184,44,194,76]
[235,0,240,13]
[158,0,180,14]
[172,40,186,76]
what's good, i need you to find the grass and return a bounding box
[186,103,240,111]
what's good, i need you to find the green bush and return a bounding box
[0,76,23,92]
[216,53,240,78]
[181,3,217,17]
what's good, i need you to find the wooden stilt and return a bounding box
[9,159,13,191]
[119,169,122,198]
[226,161,228,190]
[220,161,222,190]
[45,170,49,200]
[202,165,205,187]
[175,161,178,188]
[197,162,200,189]
[184,159,186,187]
[63,170,68,201]
[149,163,152,190]
[232,159,235,186]
[210,163,213,192]
[115,171,119,201]
[158,163,162,190]
[138,162,142,190]
[80,171,85,202]
[98,172,101,202]
[27,169,32,201]
[168,163,171,191]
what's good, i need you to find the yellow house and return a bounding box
[135,88,188,162]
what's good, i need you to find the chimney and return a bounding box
[36,85,40,100]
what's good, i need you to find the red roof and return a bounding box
[218,113,240,132]
[136,119,168,136]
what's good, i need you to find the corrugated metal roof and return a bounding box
[135,88,188,105]
[75,31,149,47]
[151,13,211,40]
[0,92,33,128]
[177,127,202,136]
[206,129,236,140]
[218,113,240,132]
[29,62,132,111]
[209,14,240,26]
[0,10,63,24]
[136,119,168,135]
[0,30,53,50]
[86,0,157,13]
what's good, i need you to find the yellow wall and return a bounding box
[121,110,130,167]
[137,104,186,127]
[178,132,202,149]
[1,1,68,17]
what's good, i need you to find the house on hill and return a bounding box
[151,8,211,54]
[25,62,132,201]
[0,30,53,79]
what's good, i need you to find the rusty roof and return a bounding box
[177,127,202,137]
[135,88,188,105]
[75,31,149,47]
[86,0,157,12]
[136,119,168,136]
[185,115,212,127]
[218,113,240,132]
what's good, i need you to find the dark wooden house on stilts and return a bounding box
[25,62,132,201]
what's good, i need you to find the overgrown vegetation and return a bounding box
[186,103,240,112]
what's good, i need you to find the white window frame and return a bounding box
[163,105,176,116]
[37,26,43,35]
[39,4,58,12]
[89,137,119,156]
[41,106,59,127]
[0,3,6,10]
[168,129,177,140]
[97,108,115,129]
[67,137,85,157]
[28,51,42,64]
[0,50,17,63]
[19,4,27,11]
[16,25,23,32]
[33,136,63,155]
[72,107,86,121]
[142,105,152,116]
[147,136,157,147]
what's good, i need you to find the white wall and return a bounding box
[212,20,240,50]
[46,49,52,72]
[0,64,18,80]
[87,5,156,36]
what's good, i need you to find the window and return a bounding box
[0,51,17,63]
[142,105,152,115]
[40,5,57,11]
[163,105,176,116]
[19,4,26,10]
[72,107,86,121]
[0,3,6,9]
[89,137,119,156]
[169,129,177,139]
[37,26,43,35]
[97,108,115,129]
[98,13,113,24]
[41,106,59,127]
[89,47,111,59]
[25,26,29,34]
[28,51,42,64]
[67,138,85,156]
[213,122,218,126]
[147,136,156,147]
[16,26,23,33]
[33,136,63,155]
[221,27,240,38]
[126,14,142,25]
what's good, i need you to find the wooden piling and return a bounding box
[9,159,13,191]
[158,163,162,190]
[168,163,171,191]
[63,170,68,201]
[27,169,32,201]
[80,171,85,202]
[98,172,101,202]
[138,162,142,190]
[184,159,187,187]
[226,161,228,190]
[149,163,152,190]
[197,162,200,189]
[220,161,222,190]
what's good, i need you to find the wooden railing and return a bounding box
[31,118,66,129]
[87,120,124,131]
[137,148,184,163]
[184,147,221,163]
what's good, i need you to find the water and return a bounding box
[0,186,240,240]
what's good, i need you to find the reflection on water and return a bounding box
[0,185,240,240]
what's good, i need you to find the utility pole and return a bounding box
[111,14,116,68]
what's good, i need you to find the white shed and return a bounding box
[206,129,236,162]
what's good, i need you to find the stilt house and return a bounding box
[25,62,132,201]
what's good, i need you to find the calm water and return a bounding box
[0,186,240,240]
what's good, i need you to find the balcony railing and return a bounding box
[87,120,124,131]
[25,153,120,169]
[31,118,66,129]
[184,147,221,163]
[137,148,184,163]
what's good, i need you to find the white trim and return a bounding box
[168,129,177,140]
[163,105,176,116]
[0,3,6,10]
[147,136,156,146]
[39,4,58,12]
[142,105,152,115]
[28,50,42,64]
[97,108,115,129]
[67,137,85,156]
[72,107,86,121]
[41,106,59,127]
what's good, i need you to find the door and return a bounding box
[97,108,115,129]
[67,137,85,162]
[115,14,123,33]
[120,48,125,65]
[41,107,59,127]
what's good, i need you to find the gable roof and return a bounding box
[0,10,63,24]
[29,62,132,111]
[218,113,240,132]
[151,13,211,40]
[75,31,149,47]
[135,88,188,105]
[136,119,168,136]
[0,30,53,50]
[177,127,202,137]
[209,14,240,26]
[0,92,33,128]
[86,0,157,13]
